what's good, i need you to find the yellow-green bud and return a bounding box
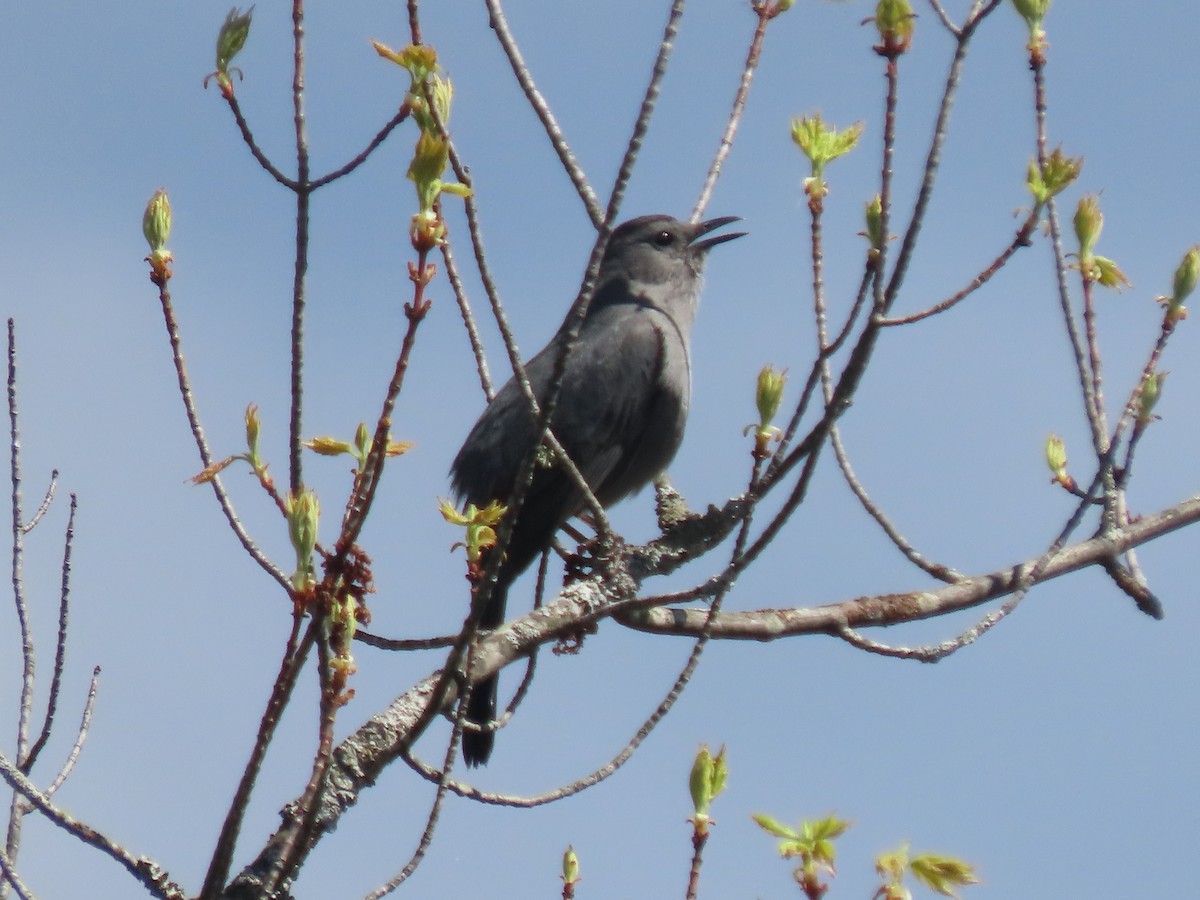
[755,366,786,428]
[1045,434,1067,475]
[875,844,909,885]
[1073,195,1102,260]
[1091,256,1131,291]
[409,131,449,210]
[874,0,915,54]
[910,853,980,896]
[1171,246,1200,306]
[688,744,727,822]
[1010,0,1052,33]
[439,499,507,566]
[1135,372,1166,431]
[864,194,884,251]
[1044,434,1075,490]
[245,403,261,465]
[752,813,798,841]
[354,422,371,462]
[791,114,864,199]
[433,75,454,125]
[304,436,355,457]
[216,7,254,75]
[562,846,580,885]
[1027,148,1082,205]
[372,41,438,87]
[142,189,172,252]
[286,488,320,591]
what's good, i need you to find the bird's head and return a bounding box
[599,214,745,287]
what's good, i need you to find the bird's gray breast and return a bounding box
[566,301,691,507]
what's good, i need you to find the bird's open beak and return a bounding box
[690,215,746,251]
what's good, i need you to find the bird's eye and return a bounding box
[654,230,674,247]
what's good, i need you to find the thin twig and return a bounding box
[0,753,186,899]
[367,691,464,897]
[22,495,77,772]
[830,427,961,582]
[21,470,55,535]
[878,211,1038,325]
[604,0,687,225]
[222,94,298,189]
[692,1,773,221]
[355,629,456,651]
[155,288,291,589]
[288,0,311,495]
[6,319,32,868]
[41,665,99,799]
[882,2,1002,310]
[926,0,959,35]
[439,235,493,400]
[482,0,604,226]
[0,847,33,900]
[309,104,411,189]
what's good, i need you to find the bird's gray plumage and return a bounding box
[450,213,743,765]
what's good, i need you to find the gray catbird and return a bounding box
[450,213,744,765]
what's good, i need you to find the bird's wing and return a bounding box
[551,303,687,506]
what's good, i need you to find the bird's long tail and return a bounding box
[462,579,506,767]
[462,674,498,767]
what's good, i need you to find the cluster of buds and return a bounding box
[439,499,508,580]
[688,744,728,838]
[875,844,980,900]
[753,812,851,897]
[1072,195,1130,290]
[1159,246,1199,326]
[206,7,254,99]
[1026,147,1082,207]
[373,41,471,251]
[791,113,864,206]
[326,589,361,704]
[746,366,786,461]
[142,189,173,285]
[190,403,273,490]
[305,422,413,470]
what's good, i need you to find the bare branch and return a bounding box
[878,210,1038,326]
[0,847,33,900]
[6,319,33,867]
[154,286,291,589]
[39,666,98,801]
[309,104,411,189]
[0,753,186,899]
[20,470,55,535]
[693,2,774,221]
[22,495,78,772]
[828,427,962,582]
[483,0,604,227]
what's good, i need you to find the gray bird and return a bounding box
[450,213,744,766]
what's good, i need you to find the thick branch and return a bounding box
[227,490,1196,892]
[620,494,1198,639]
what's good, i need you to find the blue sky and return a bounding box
[2,1,1199,897]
